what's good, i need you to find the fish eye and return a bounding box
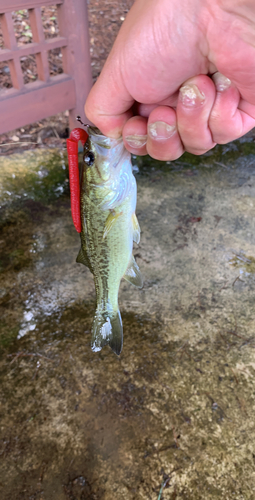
[83,152,95,166]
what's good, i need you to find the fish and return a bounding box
[76,126,143,355]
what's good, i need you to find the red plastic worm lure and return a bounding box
[66,128,88,233]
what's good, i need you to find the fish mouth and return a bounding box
[88,126,123,149]
[88,126,102,136]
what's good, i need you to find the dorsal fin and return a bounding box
[76,248,90,268]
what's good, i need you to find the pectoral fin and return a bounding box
[103,211,122,239]
[76,247,90,267]
[132,213,140,244]
[123,255,143,288]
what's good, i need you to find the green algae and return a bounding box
[0,321,19,348]
[230,253,255,274]
[0,149,69,209]
[134,136,255,176]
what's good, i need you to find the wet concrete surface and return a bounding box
[1,139,255,499]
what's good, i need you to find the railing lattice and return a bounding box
[0,0,92,134]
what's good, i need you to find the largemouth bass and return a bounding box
[77,126,142,355]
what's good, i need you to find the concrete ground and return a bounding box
[0,137,255,499]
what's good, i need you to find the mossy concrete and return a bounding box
[0,139,255,499]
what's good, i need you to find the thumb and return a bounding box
[85,56,134,138]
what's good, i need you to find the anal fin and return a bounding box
[132,213,140,244]
[123,255,143,288]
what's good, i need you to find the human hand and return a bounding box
[85,0,255,160]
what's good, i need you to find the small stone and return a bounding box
[11,135,19,142]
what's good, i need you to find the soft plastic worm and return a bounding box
[67,128,88,233]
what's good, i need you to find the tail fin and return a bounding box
[91,309,123,355]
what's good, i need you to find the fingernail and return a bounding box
[125,134,147,148]
[148,121,176,140]
[179,84,205,106]
[212,72,231,91]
